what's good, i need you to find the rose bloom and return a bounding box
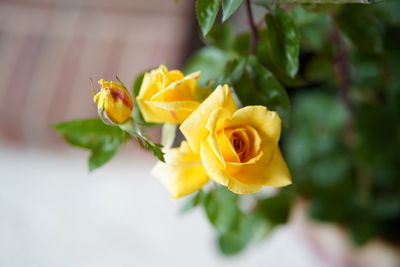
[136,65,202,124]
[153,84,291,198]
[94,79,133,125]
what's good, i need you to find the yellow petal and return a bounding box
[141,100,200,123]
[228,147,291,187]
[164,70,185,86]
[200,141,262,194]
[180,85,237,153]
[262,147,292,187]
[225,150,264,176]
[228,106,281,145]
[227,105,281,162]
[224,125,262,162]
[137,70,164,100]
[217,128,240,163]
[104,95,132,124]
[152,141,209,199]
[150,72,200,102]
[205,108,231,165]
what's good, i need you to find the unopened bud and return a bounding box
[93,79,133,125]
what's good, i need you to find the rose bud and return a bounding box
[94,79,133,125]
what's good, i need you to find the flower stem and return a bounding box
[245,0,259,54]
[119,118,144,139]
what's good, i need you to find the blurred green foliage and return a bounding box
[187,0,400,255]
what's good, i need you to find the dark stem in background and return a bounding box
[332,25,354,147]
[245,0,259,54]
[333,26,353,116]
[332,23,372,202]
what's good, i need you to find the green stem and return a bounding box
[119,118,144,139]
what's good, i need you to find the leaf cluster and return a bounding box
[191,0,400,254]
[182,186,293,254]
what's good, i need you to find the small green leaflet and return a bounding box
[138,137,165,162]
[53,118,126,171]
[180,190,204,213]
[196,0,221,36]
[264,8,300,78]
[119,119,165,162]
[222,0,243,22]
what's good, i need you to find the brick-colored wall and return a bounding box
[0,0,193,145]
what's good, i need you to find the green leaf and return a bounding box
[53,119,126,171]
[218,213,264,255]
[132,72,158,128]
[180,190,204,213]
[206,23,235,50]
[264,8,300,78]
[196,0,222,36]
[185,46,236,86]
[335,5,383,53]
[233,32,250,56]
[223,56,291,128]
[204,186,240,234]
[257,189,292,225]
[222,0,243,22]
[140,138,165,162]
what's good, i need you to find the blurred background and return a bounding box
[1,0,399,266]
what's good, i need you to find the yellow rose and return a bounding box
[94,79,133,125]
[152,141,209,199]
[180,85,292,194]
[136,65,202,124]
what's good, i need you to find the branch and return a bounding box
[333,26,353,116]
[245,0,259,54]
[332,23,371,202]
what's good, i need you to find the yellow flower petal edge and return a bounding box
[180,84,237,153]
[136,65,203,124]
[151,141,209,199]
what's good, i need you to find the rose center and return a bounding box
[231,133,245,154]
[217,125,262,164]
